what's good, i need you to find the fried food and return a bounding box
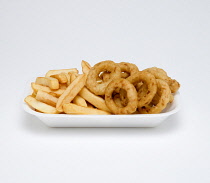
[45,68,78,77]
[105,78,138,114]
[143,67,180,93]
[35,77,59,90]
[79,87,111,112]
[31,83,65,97]
[127,71,157,108]
[25,60,180,115]
[100,71,110,82]
[139,79,171,114]
[48,92,59,98]
[168,79,180,93]
[24,95,59,114]
[113,94,125,108]
[87,102,94,108]
[51,72,68,84]
[121,72,130,78]
[169,94,174,103]
[118,62,139,79]
[59,83,67,89]
[36,90,58,107]
[69,72,77,83]
[86,60,121,95]
[63,103,111,115]
[73,96,87,107]
[81,60,91,75]
[63,73,71,86]
[56,74,86,112]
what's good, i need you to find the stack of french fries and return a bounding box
[24,61,111,115]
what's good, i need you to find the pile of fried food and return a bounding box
[24,60,180,115]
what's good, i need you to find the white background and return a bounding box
[1,0,210,182]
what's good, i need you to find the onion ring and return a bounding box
[121,72,130,78]
[105,78,138,114]
[99,62,139,81]
[143,67,180,93]
[99,71,110,82]
[126,71,157,108]
[113,94,125,108]
[168,79,180,93]
[86,60,121,95]
[139,79,171,114]
[118,62,139,79]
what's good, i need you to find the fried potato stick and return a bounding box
[73,96,87,107]
[31,83,65,97]
[51,72,68,84]
[45,68,78,77]
[56,74,86,112]
[35,77,59,90]
[79,87,111,112]
[81,60,91,75]
[64,73,71,86]
[63,103,111,115]
[69,72,77,83]
[24,95,59,114]
[36,90,58,107]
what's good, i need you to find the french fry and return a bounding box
[56,74,86,112]
[45,68,78,77]
[59,83,67,89]
[69,72,88,107]
[48,92,58,97]
[36,90,58,107]
[79,87,111,112]
[51,72,68,84]
[24,95,59,114]
[31,92,36,97]
[69,72,77,83]
[63,103,111,115]
[81,60,91,75]
[87,102,94,108]
[73,96,87,107]
[31,83,65,97]
[64,73,71,86]
[35,77,59,90]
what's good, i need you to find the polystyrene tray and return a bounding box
[23,90,180,127]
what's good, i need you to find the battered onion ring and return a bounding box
[143,67,180,93]
[113,94,125,108]
[168,79,180,93]
[152,93,174,104]
[126,71,157,108]
[99,62,138,81]
[139,79,171,114]
[121,72,130,78]
[118,62,139,79]
[105,78,138,114]
[99,71,110,82]
[86,60,121,95]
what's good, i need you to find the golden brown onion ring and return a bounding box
[143,67,180,93]
[118,62,139,79]
[127,71,157,108]
[105,78,138,114]
[86,60,121,95]
[113,94,125,108]
[139,79,171,114]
